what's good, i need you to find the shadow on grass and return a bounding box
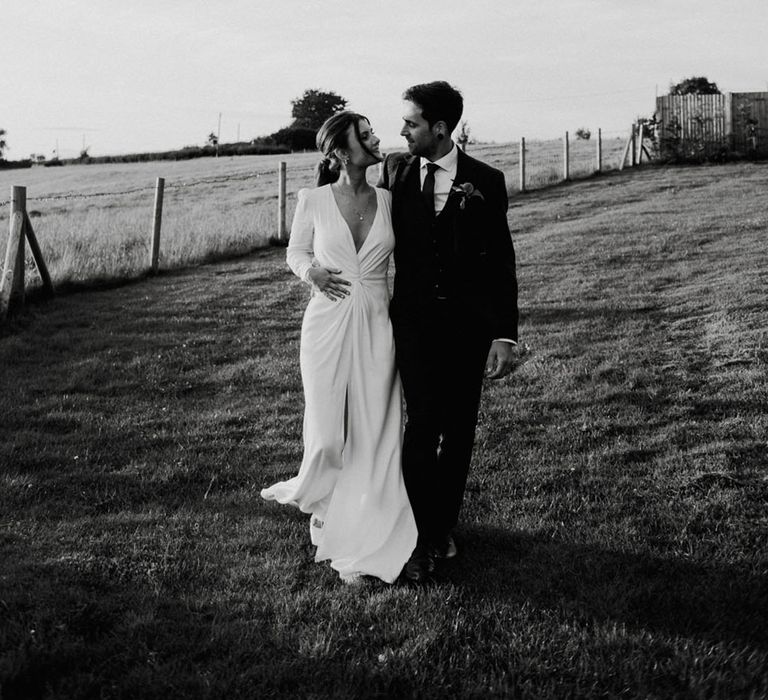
[0,554,339,700]
[450,525,768,649]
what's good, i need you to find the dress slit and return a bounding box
[343,386,349,445]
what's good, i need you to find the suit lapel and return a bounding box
[442,148,481,251]
[438,149,468,221]
[453,148,476,194]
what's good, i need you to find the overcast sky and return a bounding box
[3,0,767,159]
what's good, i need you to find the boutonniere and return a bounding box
[450,182,485,209]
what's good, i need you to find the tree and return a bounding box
[206,132,218,147]
[457,121,471,151]
[575,127,591,140]
[0,128,7,159]
[669,76,721,95]
[291,89,347,130]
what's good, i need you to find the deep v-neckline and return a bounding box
[329,185,379,255]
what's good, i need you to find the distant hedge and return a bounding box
[76,142,291,165]
[0,159,32,170]
[1,142,292,169]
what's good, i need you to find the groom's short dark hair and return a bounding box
[403,81,463,133]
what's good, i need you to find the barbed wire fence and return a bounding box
[1,129,647,314]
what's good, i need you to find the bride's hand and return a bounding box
[307,267,351,301]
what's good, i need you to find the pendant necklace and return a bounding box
[336,185,372,221]
[354,196,371,221]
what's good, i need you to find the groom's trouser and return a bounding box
[393,299,492,545]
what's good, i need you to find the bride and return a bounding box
[260,111,417,583]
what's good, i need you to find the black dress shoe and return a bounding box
[403,544,435,583]
[432,535,458,560]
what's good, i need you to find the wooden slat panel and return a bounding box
[656,94,731,157]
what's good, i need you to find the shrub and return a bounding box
[0,159,32,170]
[269,126,317,151]
[669,76,721,95]
[657,114,730,164]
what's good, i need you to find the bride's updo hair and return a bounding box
[314,110,370,187]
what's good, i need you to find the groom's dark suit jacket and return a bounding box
[379,148,518,342]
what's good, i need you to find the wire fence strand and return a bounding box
[0,166,319,208]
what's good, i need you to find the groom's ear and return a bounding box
[433,120,449,140]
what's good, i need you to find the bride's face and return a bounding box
[343,119,382,167]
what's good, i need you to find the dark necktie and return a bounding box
[422,163,439,216]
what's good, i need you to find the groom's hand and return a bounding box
[485,340,517,379]
[307,267,350,301]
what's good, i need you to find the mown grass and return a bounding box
[1,162,766,698]
[0,138,626,290]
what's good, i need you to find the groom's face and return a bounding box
[400,100,438,157]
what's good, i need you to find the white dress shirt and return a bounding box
[419,143,458,214]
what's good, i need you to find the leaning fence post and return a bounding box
[519,137,526,193]
[563,131,570,181]
[150,177,165,274]
[619,125,634,170]
[22,211,53,298]
[596,128,603,174]
[630,124,637,167]
[277,161,287,242]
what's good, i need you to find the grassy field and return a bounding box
[1,161,766,698]
[0,137,626,290]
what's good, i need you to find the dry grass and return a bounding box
[0,153,318,285]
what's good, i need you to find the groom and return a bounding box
[379,81,520,583]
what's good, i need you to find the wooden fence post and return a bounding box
[519,137,526,193]
[1,185,29,320]
[150,177,165,274]
[596,128,603,174]
[277,161,287,242]
[10,186,26,307]
[563,131,570,181]
[1,185,54,318]
[630,124,637,167]
[1,212,24,320]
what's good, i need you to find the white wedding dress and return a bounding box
[260,185,417,583]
